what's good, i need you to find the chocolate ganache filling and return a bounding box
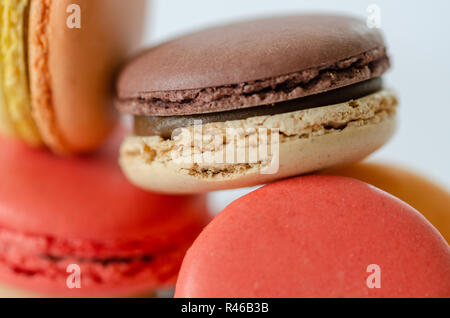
[134,78,383,139]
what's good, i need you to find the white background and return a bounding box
[141,0,450,213]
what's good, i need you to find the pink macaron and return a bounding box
[175,175,450,298]
[0,131,211,298]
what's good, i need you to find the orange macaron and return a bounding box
[0,0,147,154]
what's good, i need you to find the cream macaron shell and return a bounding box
[120,89,398,194]
[28,0,147,154]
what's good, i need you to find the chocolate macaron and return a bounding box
[116,15,398,194]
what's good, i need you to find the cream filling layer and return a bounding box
[121,89,398,176]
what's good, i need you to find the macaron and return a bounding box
[175,176,450,298]
[324,162,450,244]
[0,131,211,298]
[0,0,147,154]
[116,15,398,194]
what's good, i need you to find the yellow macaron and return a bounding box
[0,0,41,146]
[325,162,450,243]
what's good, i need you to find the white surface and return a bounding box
[142,0,450,214]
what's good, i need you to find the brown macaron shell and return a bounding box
[29,0,147,154]
[116,14,389,116]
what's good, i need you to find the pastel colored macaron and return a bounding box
[324,162,450,243]
[0,0,147,154]
[0,131,211,298]
[116,15,398,194]
[175,175,450,298]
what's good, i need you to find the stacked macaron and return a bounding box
[0,0,146,154]
[112,14,450,297]
[1,4,449,298]
[0,0,214,298]
[116,15,398,194]
[0,130,211,297]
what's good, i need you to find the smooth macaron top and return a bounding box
[325,162,450,243]
[29,0,148,154]
[0,131,209,243]
[117,14,389,116]
[175,175,450,298]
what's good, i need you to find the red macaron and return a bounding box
[175,175,450,298]
[0,131,211,297]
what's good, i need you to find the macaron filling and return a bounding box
[134,78,383,139]
[0,224,190,292]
